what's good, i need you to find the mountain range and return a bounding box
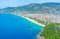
[0,2,60,15]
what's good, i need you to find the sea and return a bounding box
[0,13,43,39]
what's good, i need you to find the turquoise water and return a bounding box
[0,13,43,39]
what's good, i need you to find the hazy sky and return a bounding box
[0,0,60,9]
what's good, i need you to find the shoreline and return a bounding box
[20,16,45,27]
[19,15,45,39]
[13,13,45,27]
[11,13,45,39]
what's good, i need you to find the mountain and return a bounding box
[0,2,60,15]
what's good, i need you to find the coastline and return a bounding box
[11,13,45,39]
[21,15,45,39]
[12,13,45,27]
[20,16,45,27]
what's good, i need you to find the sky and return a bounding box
[0,0,60,9]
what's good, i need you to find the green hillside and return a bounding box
[40,23,60,39]
[0,2,60,15]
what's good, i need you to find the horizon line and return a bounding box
[0,2,60,9]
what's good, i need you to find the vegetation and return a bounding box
[0,2,60,15]
[40,23,60,39]
[28,17,45,24]
[28,17,60,39]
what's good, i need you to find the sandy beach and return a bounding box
[13,13,45,27]
[20,15,45,39]
[11,13,45,39]
[20,15,45,27]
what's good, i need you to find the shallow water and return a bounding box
[0,13,43,39]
